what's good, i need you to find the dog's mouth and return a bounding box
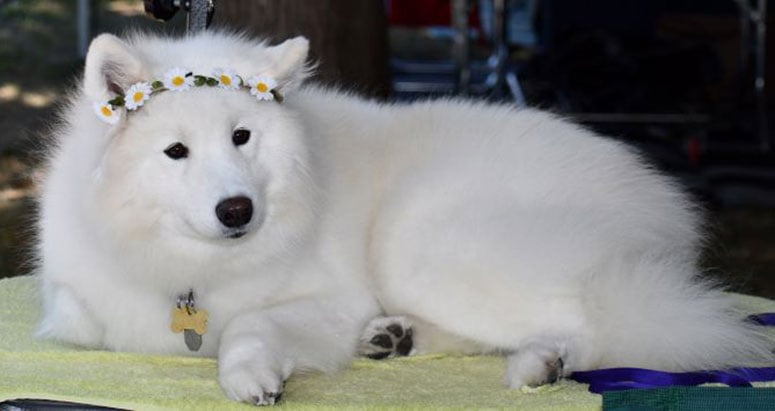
[227,230,247,239]
[178,217,253,243]
[220,208,265,241]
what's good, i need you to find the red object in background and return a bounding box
[687,136,702,167]
[387,0,480,28]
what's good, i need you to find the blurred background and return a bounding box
[0,0,773,297]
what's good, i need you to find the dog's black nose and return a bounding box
[215,196,253,228]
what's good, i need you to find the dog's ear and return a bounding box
[83,34,146,101]
[264,36,310,93]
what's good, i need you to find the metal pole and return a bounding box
[452,0,471,95]
[77,0,90,58]
[187,0,213,33]
[490,0,507,96]
[737,0,751,92]
[734,0,769,152]
[754,0,768,151]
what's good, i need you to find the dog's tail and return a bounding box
[586,253,775,372]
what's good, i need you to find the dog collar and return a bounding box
[170,289,208,352]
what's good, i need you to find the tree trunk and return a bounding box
[214,0,391,99]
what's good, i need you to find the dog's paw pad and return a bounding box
[369,333,393,349]
[359,316,414,360]
[386,323,405,338]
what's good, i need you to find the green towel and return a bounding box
[603,387,775,411]
[1,275,774,410]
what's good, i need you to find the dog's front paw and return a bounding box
[505,345,566,389]
[358,316,414,360]
[218,352,286,406]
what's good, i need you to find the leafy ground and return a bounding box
[0,0,774,299]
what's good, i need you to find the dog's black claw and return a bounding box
[252,390,283,406]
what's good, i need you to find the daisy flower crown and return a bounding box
[94,67,282,124]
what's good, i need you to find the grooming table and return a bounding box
[1,276,773,410]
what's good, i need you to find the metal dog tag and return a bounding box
[184,329,203,351]
[171,290,208,352]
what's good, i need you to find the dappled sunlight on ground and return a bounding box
[0,83,20,101]
[0,82,55,108]
[106,1,145,17]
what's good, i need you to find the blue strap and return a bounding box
[569,313,775,393]
[747,313,775,326]
[571,367,775,393]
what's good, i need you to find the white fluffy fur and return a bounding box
[36,32,773,404]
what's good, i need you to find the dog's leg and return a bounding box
[218,295,377,406]
[358,316,414,359]
[37,283,104,348]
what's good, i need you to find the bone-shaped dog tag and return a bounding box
[171,306,208,352]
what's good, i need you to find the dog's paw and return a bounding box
[358,316,414,360]
[254,390,283,407]
[505,346,566,389]
[218,358,286,406]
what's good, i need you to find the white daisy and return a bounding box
[124,82,153,110]
[93,101,120,125]
[162,67,193,92]
[247,75,277,101]
[212,68,241,90]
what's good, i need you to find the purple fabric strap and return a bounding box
[569,313,775,393]
[571,367,775,393]
[747,313,775,326]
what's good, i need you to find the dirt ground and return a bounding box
[1,0,774,299]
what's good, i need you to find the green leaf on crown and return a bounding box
[107,96,125,107]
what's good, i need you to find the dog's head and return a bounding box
[78,33,319,264]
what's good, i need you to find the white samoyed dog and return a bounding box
[36,32,773,405]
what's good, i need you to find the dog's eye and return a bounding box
[232,129,250,146]
[164,142,189,160]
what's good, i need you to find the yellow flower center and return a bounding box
[172,76,185,87]
[133,91,145,103]
[257,83,269,93]
[220,75,232,86]
[100,106,113,117]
